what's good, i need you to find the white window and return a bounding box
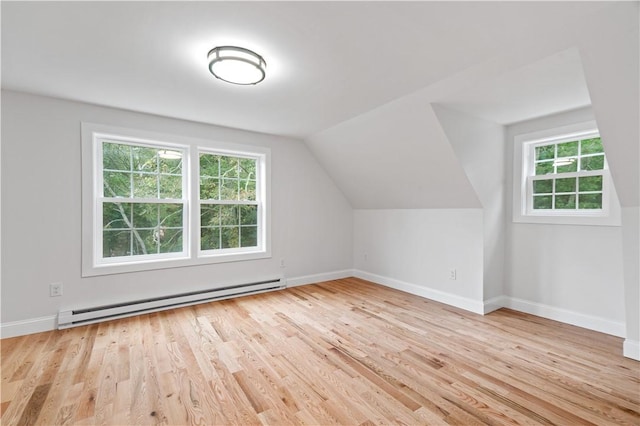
[99,139,188,264]
[513,120,620,226]
[198,150,265,256]
[82,123,270,276]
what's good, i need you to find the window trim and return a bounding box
[81,122,271,277]
[512,120,621,226]
[197,147,267,259]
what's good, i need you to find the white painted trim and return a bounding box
[286,270,354,288]
[623,339,640,361]
[353,270,484,314]
[503,296,626,338]
[483,296,507,314]
[0,315,57,339]
[511,120,621,227]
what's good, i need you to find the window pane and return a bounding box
[103,230,131,258]
[555,177,576,193]
[535,145,554,161]
[159,175,182,198]
[200,204,220,227]
[581,138,603,155]
[103,142,131,171]
[133,173,158,198]
[240,180,256,201]
[221,179,239,200]
[159,154,182,174]
[535,161,554,175]
[201,227,221,250]
[220,205,239,226]
[240,205,258,225]
[132,203,158,228]
[533,179,553,194]
[200,178,219,200]
[579,175,603,192]
[221,227,240,249]
[104,171,131,197]
[132,229,157,255]
[103,202,131,229]
[241,226,258,247]
[159,229,183,253]
[579,193,602,209]
[533,195,552,209]
[581,155,604,171]
[556,161,577,173]
[239,158,257,179]
[200,154,220,178]
[557,141,578,157]
[555,194,576,209]
[159,204,183,228]
[131,146,157,172]
[220,157,239,178]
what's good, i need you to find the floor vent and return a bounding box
[58,277,285,329]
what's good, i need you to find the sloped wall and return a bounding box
[307,95,485,311]
[577,2,639,356]
[432,105,506,301]
[306,96,480,209]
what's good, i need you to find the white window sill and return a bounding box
[513,211,621,226]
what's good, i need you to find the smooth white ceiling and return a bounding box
[438,48,591,125]
[2,1,608,138]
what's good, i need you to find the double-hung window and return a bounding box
[528,133,606,212]
[82,123,270,276]
[100,140,188,262]
[513,120,620,226]
[199,150,263,254]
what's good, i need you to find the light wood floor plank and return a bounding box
[1,278,638,425]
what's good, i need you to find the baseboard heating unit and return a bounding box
[58,277,286,329]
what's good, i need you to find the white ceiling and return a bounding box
[438,48,591,125]
[2,1,608,138]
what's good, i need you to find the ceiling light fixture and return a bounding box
[207,46,266,85]
[158,150,182,160]
[553,158,576,167]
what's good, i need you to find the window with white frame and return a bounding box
[199,151,262,253]
[100,140,188,262]
[527,133,607,213]
[82,123,270,276]
[513,120,620,226]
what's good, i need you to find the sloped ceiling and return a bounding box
[1,1,610,138]
[2,2,637,208]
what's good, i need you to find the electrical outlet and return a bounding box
[280,259,286,268]
[449,269,457,280]
[364,253,368,261]
[50,282,63,297]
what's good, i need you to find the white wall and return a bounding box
[306,97,480,209]
[432,105,506,301]
[505,108,626,337]
[576,3,639,357]
[0,90,353,335]
[353,209,484,313]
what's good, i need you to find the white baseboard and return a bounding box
[501,297,626,338]
[483,296,507,314]
[623,339,640,361]
[0,315,57,339]
[286,269,354,288]
[353,269,484,314]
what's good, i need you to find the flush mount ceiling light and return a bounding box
[553,158,576,167]
[207,46,266,85]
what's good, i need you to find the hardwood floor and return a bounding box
[1,277,639,425]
